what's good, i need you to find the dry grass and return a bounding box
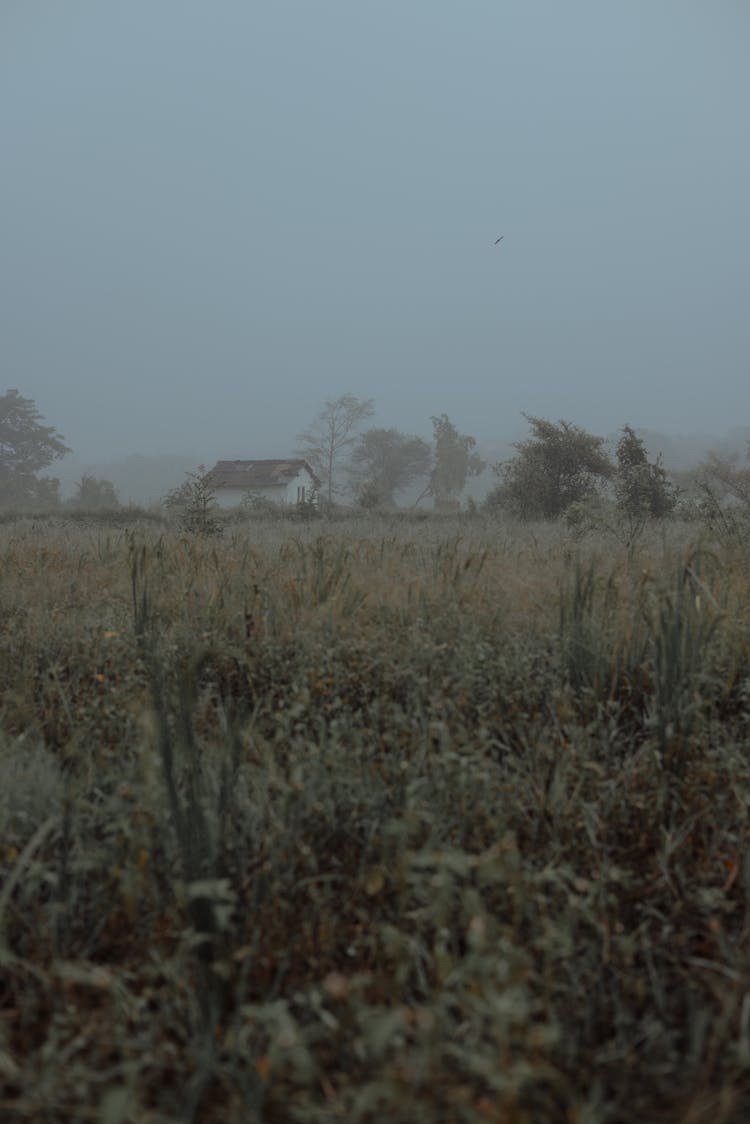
[1,513,750,1122]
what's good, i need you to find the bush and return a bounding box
[614,425,676,521]
[69,472,120,510]
[490,415,613,520]
[163,465,222,535]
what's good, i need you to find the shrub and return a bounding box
[163,465,222,535]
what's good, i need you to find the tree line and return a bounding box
[295,395,484,511]
[0,389,118,511]
[294,396,696,525]
[2,386,749,521]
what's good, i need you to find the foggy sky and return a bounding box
[2,1,748,465]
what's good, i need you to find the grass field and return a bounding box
[2,513,750,1122]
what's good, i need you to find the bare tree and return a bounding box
[296,394,375,503]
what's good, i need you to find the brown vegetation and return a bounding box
[1,514,750,1121]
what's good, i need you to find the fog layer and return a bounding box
[2,1,748,467]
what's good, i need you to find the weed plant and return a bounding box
[1,515,750,1121]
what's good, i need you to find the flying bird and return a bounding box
[494,236,504,245]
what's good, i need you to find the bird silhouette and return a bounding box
[494,236,504,245]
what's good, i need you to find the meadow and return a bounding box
[1,511,750,1122]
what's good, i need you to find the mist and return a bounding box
[2,0,748,487]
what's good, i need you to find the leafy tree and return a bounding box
[614,425,676,521]
[0,388,70,508]
[427,414,484,512]
[349,427,431,508]
[490,414,613,520]
[71,473,120,510]
[296,394,375,503]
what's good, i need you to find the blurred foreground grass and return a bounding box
[1,515,750,1122]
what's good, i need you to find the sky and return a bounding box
[2,0,749,467]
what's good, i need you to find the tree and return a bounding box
[164,465,221,535]
[296,394,375,503]
[490,414,613,520]
[689,445,750,542]
[427,414,484,512]
[614,426,676,521]
[0,389,70,508]
[71,473,120,510]
[694,447,750,508]
[349,427,431,508]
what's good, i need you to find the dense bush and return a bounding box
[488,415,613,520]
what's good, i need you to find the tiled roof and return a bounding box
[205,460,320,489]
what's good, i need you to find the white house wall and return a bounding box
[284,472,315,504]
[212,471,316,508]
[213,485,286,508]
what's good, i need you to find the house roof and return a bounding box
[205,459,320,489]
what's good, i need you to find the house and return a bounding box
[205,459,320,508]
